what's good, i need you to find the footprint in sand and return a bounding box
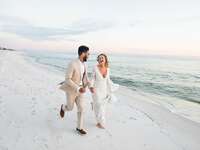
[129,116,137,120]
[0,96,3,105]
[116,119,127,124]
[0,145,8,150]
[33,136,49,150]
[31,110,36,116]
[53,107,58,111]
[105,130,112,137]
[29,97,37,116]
[122,120,126,124]
[96,135,101,138]
[0,137,3,144]
[56,135,63,144]
[9,120,22,129]
[0,98,6,117]
[15,133,22,143]
[31,97,37,104]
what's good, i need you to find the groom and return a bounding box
[59,45,91,135]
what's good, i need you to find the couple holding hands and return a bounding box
[59,45,118,135]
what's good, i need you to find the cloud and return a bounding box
[0,16,114,40]
[128,16,200,27]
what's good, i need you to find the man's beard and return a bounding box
[83,56,88,62]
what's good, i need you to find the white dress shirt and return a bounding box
[79,59,85,86]
[77,59,85,93]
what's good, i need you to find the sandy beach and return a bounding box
[0,50,200,150]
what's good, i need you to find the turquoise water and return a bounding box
[25,50,200,104]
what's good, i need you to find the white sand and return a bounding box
[0,50,200,150]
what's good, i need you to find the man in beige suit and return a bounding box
[59,45,91,135]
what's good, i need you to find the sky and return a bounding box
[0,0,200,56]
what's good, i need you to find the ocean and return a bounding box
[24,50,200,122]
[24,50,200,103]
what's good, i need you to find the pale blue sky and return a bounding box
[0,0,200,56]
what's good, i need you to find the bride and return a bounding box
[90,53,118,129]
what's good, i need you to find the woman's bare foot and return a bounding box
[96,123,105,129]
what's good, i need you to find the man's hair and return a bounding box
[78,45,89,56]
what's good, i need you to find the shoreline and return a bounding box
[0,50,200,150]
[23,50,200,124]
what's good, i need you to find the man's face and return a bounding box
[83,51,90,62]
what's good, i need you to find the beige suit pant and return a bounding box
[62,92,84,129]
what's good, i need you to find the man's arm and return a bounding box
[65,62,79,92]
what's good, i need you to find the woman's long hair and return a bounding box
[97,53,109,68]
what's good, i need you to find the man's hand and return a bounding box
[89,87,95,93]
[79,87,86,93]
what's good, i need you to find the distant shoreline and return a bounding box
[0,47,16,51]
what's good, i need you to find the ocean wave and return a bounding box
[111,76,200,104]
[25,51,200,105]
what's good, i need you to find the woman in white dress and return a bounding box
[90,53,117,129]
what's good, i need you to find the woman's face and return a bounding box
[98,55,106,65]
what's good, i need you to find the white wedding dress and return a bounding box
[91,66,118,126]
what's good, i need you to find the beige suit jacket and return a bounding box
[59,59,90,97]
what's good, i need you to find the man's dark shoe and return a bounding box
[60,104,65,118]
[76,128,87,135]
